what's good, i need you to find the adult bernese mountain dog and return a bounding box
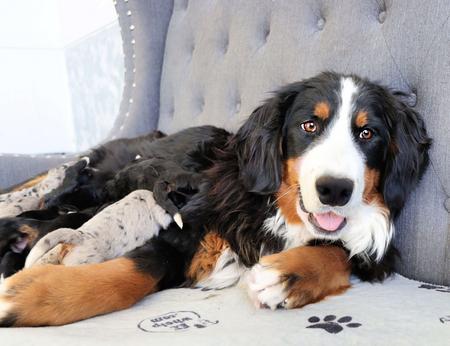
[0,72,430,327]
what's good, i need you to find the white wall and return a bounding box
[58,0,118,45]
[0,0,122,154]
[0,48,76,153]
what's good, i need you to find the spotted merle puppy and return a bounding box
[0,72,430,327]
[0,163,80,218]
[25,190,172,268]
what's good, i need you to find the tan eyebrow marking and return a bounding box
[313,102,330,120]
[355,110,368,127]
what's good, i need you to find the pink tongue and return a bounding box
[313,212,345,231]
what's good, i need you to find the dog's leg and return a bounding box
[247,245,351,310]
[0,238,185,327]
[31,244,71,266]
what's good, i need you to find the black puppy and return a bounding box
[0,209,93,278]
[104,157,202,222]
[43,130,166,210]
[44,126,230,212]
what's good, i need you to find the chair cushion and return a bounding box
[1,275,449,345]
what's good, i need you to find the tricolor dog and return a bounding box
[0,72,430,326]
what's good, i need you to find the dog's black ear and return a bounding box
[382,93,431,218]
[235,89,297,194]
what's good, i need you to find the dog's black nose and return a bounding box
[315,176,354,206]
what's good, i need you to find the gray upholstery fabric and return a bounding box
[107,0,174,140]
[159,0,449,284]
[0,154,75,191]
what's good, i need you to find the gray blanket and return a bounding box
[1,274,449,345]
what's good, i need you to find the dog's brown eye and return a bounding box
[359,129,373,140]
[301,121,317,133]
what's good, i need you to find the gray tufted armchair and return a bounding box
[1,1,449,343]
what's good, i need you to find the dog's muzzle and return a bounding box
[299,188,347,234]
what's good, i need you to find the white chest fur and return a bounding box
[263,210,314,250]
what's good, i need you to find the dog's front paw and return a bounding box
[247,263,290,310]
[247,247,351,310]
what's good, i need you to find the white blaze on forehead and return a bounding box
[322,77,359,173]
[339,77,359,126]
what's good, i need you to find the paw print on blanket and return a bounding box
[419,284,450,293]
[306,315,361,334]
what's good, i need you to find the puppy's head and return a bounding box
[236,72,431,260]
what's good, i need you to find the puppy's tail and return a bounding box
[24,228,84,268]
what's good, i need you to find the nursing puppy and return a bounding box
[25,190,172,267]
[104,157,202,218]
[0,209,93,278]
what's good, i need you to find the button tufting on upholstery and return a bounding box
[264,27,270,41]
[261,22,271,44]
[222,36,229,54]
[164,104,175,118]
[378,11,387,24]
[317,18,326,30]
[198,97,205,113]
[129,24,135,31]
[444,198,450,213]
[180,0,188,11]
[235,100,241,113]
[408,91,417,107]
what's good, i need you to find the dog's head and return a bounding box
[236,72,431,261]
